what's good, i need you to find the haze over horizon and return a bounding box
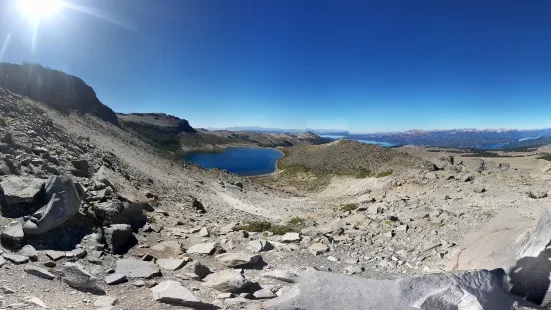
[1,0,551,132]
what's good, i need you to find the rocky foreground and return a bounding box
[1,84,551,310]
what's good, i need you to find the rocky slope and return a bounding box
[0,62,119,126]
[1,78,551,309]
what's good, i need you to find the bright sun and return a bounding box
[18,0,65,21]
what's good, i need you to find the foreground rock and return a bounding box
[59,263,104,294]
[103,224,136,254]
[259,269,538,310]
[0,176,44,206]
[215,253,262,268]
[1,221,24,250]
[187,242,220,255]
[115,259,161,278]
[452,208,551,306]
[152,280,212,308]
[203,269,252,293]
[23,176,81,234]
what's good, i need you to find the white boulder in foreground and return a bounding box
[452,208,551,306]
[255,269,538,310]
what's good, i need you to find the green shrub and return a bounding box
[537,153,551,161]
[288,217,305,225]
[376,169,393,178]
[234,220,273,232]
[341,203,358,212]
[355,167,372,178]
[528,192,537,199]
[0,117,7,127]
[236,218,303,235]
[269,224,297,235]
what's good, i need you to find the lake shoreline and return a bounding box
[185,146,284,177]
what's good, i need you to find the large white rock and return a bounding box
[259,269,538,310]
[451,208,551,306]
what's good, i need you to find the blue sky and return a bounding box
[1,0,551,132]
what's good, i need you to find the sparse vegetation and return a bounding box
[376,169,393,178]
[341,203,358,212]
[355,167,372,178]
[0,117,7,127]
[464,151,502,158]
[288,217,305,225]
[528,192,538,199]
[235,218,305,235]
[537,153,551,161]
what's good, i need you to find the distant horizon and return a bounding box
[204,124,551,135]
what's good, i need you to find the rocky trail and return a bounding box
[1,86,551,309]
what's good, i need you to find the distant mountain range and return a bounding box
[208,126,551,149]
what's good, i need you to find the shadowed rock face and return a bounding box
[0,62,119,126]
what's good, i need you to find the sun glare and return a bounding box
[18,0,65,21]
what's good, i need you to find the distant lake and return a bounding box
[185,147,283,176]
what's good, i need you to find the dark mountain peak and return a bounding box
[117,112,196,133]
[0,62,119,125]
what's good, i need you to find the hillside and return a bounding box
[0,62,119,125]
[117,112,331,154]
[263,140,431,192]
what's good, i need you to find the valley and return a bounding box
[0,63,550,309]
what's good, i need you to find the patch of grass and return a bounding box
[537,153,551,161]
[235,220,273,232]
[376,169,393,178]
[0,117,7,127]
[528,192,538,199]
[355,167,372,178]
[235,218,304,235]
[269,224,297,235]
[288,217,305,226]
[341,203,358,212]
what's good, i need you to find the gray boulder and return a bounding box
[157,258,187,271]
[25,266,55,280]
[152,280,211,307]
[262,270,299,283]
[187,242,220,255]
[115,259,161,278]
[180,261,211,280]
[3,253,29,264]
[203,269,252,293]
[103,224,136,254]
[260,269,538,310]
[23,176,81,234]
[0,176,44,205]
[91,201,124,224]
[248,240,273,252]
[1,221,25,250]
[19,244,38,260]
[215,253,262,268]
[59,262,104,294]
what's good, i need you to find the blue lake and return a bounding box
[185,147,283,176]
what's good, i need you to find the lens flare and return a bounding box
[18,0,65,21]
